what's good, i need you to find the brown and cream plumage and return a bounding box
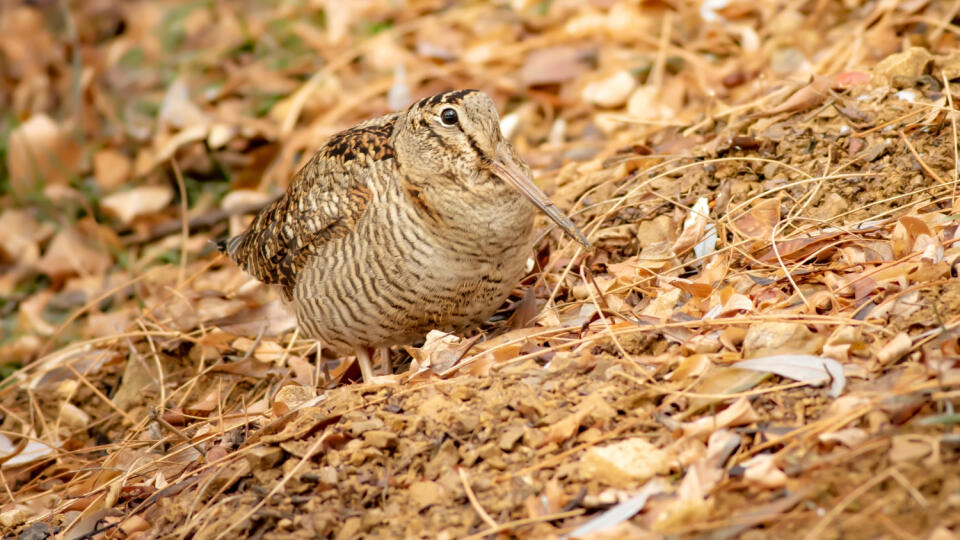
[221,89,588,381]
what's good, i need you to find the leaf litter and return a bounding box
[2,1,960,538]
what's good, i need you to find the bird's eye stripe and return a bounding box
[464,132,484,159]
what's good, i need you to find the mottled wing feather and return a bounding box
[222,114,399,297]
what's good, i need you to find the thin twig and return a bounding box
[170,159,190,286]
[941,69,959,206]
[458,466,498,531]
[898,130,948,186]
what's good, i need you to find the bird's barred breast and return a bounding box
[293,183,534,351]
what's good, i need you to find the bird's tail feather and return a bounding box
[216,234,245,258]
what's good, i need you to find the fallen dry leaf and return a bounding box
[100,185,175,225]
[564,479,668,538]
[819,428,868,447]
[0,434,57,469]
[672,197,711,256]
[92,148,133,190]
[35,226,113,281]
[677,429,741,501]
[7,114,82,197]
[0,209,53,266]
[731,198,780,240]
[734,354,845,397]
[521,46,589,86]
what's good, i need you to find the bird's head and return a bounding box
[396,89,589,247]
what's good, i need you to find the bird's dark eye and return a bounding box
[440,108,458,126]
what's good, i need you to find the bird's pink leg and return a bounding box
[377,347,391,375]
[355,347,375,382]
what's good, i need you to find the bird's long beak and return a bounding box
[490,145,590,247]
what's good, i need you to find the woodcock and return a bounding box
[221,90,588,381]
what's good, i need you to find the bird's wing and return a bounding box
[221,114,399,296]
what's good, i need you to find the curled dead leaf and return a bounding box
[672,197,711,256]
[159,78,208,129]
[666,278,713,299]
[406,331,465,376]
[681,396,760,438]
[677,430,741,501]
[893,216,933,258]
[819,428,868,447]
[741,454,788,488]
[752,75,835,118]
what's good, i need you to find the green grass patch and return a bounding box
[0,362,20,381]
[252,92,285,117]
[359,19,394,36]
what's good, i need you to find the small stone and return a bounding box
[363,430,399,449]
[274,384,316,411]
[498,424,526,451]
[336,516,363,540]
[478,442,507,470]
[0,506,29,529]
[350,418,386,435]
[19,522,54,540]
[318,466,338,485]
[408,480,445,508]
[872,47,933,88]
[245,446,283,469]
[582,71,636,108]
